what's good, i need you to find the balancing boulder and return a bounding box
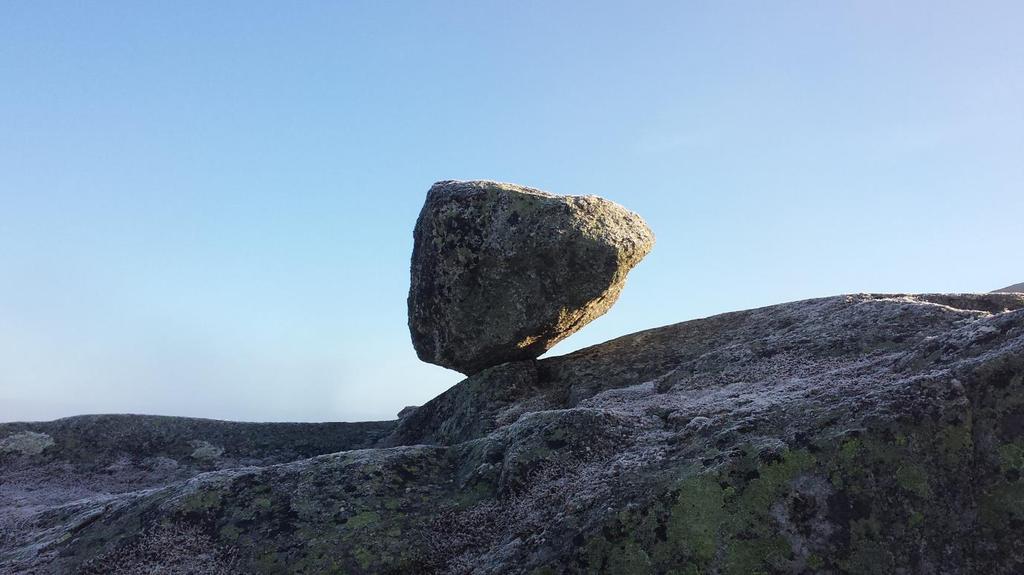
[408,180,654,374]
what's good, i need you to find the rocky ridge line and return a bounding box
[2,292,1023,573]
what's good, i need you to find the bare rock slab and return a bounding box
[5,293,1024,574]
[408,180,654,374]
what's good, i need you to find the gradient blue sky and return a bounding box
[2,2,1021,423]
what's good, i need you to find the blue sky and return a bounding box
[2,2,1021,423]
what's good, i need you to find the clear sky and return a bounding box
[2,2,1021,423]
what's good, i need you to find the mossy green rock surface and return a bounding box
[408,180,654,375]
[3,293,1024,573]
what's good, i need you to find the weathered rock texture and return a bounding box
[4,292,1024,574]
[408,180,654,374]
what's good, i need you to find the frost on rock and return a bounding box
[79,523,239,575]
[2,292,1024,574]
[0,432,54,456]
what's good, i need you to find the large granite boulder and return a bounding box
[408,180,654,374]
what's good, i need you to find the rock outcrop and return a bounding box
[994,282,1024,293]
[4,292,1024,574]
[408,180,654,374]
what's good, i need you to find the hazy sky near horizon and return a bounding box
[2,2,1022,423]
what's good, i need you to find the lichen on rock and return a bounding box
[189,440,225,460]
[0,431,54,456]
[3,292,1024,574]
[408,180,654,375]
